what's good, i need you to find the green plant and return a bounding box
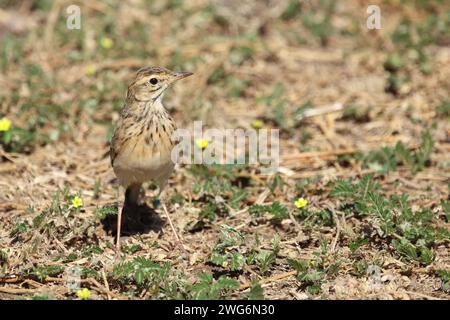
[247,279,264,300]
[294,208,334,228]
[94,205,118,220]
[280,0,302,21]
[190,273,239,299]
[437,269,450,292]
[111,257,172,297]
[30,265,64,281]
[248,202,289,221]
[0,250,8,271]
[436,100,450,119]
[210,225,246,271]
[385,10,450,93]
[360,130,434,174]
[256,83,292,131]
[189,164,248,215]
[255,235,280,274]
[300,0,336,46]
[331,175,449,265]
[1,126,37,153]
[441,200,450,223]
[10,219,28,237]
[288,258,325,294]
[391,238,434,264]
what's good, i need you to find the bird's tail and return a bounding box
[125,184,141,206]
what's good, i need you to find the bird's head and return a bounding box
[127,66,193,102]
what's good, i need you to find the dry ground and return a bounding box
[0,0,449,299]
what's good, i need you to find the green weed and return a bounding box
[331,175,449,264]
[190,273,239,300]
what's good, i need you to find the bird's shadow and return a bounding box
[100,201,164,238]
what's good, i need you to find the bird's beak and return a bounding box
[173,71,193,80]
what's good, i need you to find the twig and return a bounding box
[52,236,69,254]
[297,102,343,120]
[0,287,37,294]
[288,210,302,230]
[44,276,115,298]
[403,291,444,300]
[255,188,270,205]
[330,208,341,252]
[101,270,111,300]
[243,265,262,281]
[0,276,21,284]
[281,148,358,161]
[240,270,297,290]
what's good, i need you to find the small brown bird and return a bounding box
[110,66,193,251]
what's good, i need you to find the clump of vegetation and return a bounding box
[288,238,340,295]
[437,269,450,293]
[384,7,450,94]
[210,224,247,271]
[359,130,434,174]
[210,225,280,275]
[249,202,289,221]
[187,164,248,229]
[331,175,449,265]
[190,273,240,299]
[436,100,450,119]
[300,0,336,46]
[111,257,172,294]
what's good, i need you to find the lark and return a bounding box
[110,66,192,251]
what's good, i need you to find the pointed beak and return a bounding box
[173,71,193,80]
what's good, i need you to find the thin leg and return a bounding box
[116,201,123,250]
[115,184,125,252]
[161,201,188,256]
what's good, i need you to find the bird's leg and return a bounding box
[116,201,123,251]
[114,185,126,254]
[159,190,188,256]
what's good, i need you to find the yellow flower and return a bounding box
[100,37,113,49]
[84,65,96,76]
[196,138,209,150]
[294,198,308,209]
[251,119,264,130]
[77,288,91,300]
[71,196,83,208]
[0,117,12,132]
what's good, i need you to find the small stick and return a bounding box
[296,102,343,120]
[0,287,37,295]
[161,201,188,256]
[101,270,111,300]
[330,209,341,253]
[288,209,302,230]
[240,270,297,290]
[403,291,444,300]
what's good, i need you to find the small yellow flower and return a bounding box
[77,288,91,300]
[251,119,264,130]
[100,37,113,49]
[0,117,12,132]
[196,138,209,150]
[71,196,83,208]
[84,65,96,76]
[294,198,308,209]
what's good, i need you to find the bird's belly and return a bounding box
[113,144,174,187]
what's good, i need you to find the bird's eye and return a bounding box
[149,78,158,85]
